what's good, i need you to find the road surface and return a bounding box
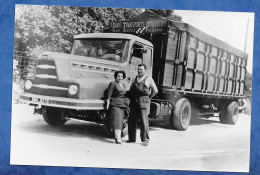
[10,104,251,172]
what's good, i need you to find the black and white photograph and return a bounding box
[11,4,254,172]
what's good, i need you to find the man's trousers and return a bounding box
[128,105,150,142]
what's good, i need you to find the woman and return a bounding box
[106,70,128,144]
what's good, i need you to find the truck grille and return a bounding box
[25,59,70,97]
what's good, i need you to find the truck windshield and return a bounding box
[71,39,128,62]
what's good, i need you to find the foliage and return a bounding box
[14,5,142,55]
[14,5,181,56]
[244,70,252,98]
[13,4,143,85]
[147,9,182,21]
[15,5,59,55]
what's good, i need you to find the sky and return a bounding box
[174,10,254,74]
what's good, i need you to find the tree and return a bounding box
[14,5,143,80]
[244,70,252,98]
[14,5,143,55]
[14,5,64,55]
[147,9,182,21]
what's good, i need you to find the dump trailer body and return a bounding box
[161,21,247,99]
[111,14,247,100]
[111,11,247,130]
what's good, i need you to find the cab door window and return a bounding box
[143,47,152,71]
[130,43,144,73]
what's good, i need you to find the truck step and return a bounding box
[197,112,219,117]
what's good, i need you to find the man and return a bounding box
[127,64,158,146]
[238,95,251,115]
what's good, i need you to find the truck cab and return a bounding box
[19,33,153,127]
[72,33,153,91]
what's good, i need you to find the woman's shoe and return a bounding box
[115,138,122,144]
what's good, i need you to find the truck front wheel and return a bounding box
[219,101,239,124]
[172,98,191,131]
[103,118,128,138]
[42,106,67,126]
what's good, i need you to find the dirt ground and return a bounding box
[10,104,251,172]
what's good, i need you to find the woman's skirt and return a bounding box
[108,105,125,129]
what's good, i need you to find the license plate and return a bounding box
[32,97,49,104]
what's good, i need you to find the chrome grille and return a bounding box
[25,59,70,97]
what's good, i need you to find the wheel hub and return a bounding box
[182,106,190,125]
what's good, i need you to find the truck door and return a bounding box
[129,42,153,83]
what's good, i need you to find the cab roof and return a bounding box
[74,33,153,47]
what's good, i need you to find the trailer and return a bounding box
[111,10,247,130]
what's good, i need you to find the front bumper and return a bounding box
[19,92,105,110]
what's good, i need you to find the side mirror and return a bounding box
[140,48,148,53]
[133,47,147,53]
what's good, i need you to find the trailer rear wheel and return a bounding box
[172,98,191,131]
[42,106,67,126]
[163,115,172,129]
[219,101,239,124]
[163,105,173,129]
[219,111,227,123]
[191,103,200,117]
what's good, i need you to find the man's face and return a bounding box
[137,65,146,76]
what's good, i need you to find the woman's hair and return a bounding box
[114,70,126,79]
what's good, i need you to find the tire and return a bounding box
[219,111,227,123]
[42,106,67,126]
[219,101,239,124]
[103,118,113,137]
[172,98,191,131]
[163,115,172,129]
[191,103,200,117]
[121,124,128,138]
[163,106,173,129]
[103,118,128,138]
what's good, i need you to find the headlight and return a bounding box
[68,85,78,95]
[24,80,32,90]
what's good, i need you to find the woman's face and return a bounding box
[116,73,124,82]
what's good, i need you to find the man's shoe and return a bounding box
[126,140,135,143]
[141,141,149,146]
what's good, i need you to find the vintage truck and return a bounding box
[19,11,247,134]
